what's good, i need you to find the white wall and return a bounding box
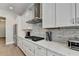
[0,21,5,37]
[16,16,25,37]
[0,9,16,44]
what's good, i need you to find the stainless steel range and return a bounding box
[25,36,44,41]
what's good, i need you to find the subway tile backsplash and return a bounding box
[31,23,79,43]
[50,29,79,43]
[31,23,46,38]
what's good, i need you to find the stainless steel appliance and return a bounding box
[25,36,44,41]
[26,3,42,24]
[67,37,79,51]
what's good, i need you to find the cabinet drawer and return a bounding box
[23,39,35,49]
[42,3,56,28]
[22,40,35,56]
[35,46,46,56]
[23,44,35,56]
[47,50,63,56]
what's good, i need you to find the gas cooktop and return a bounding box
[25,36,44,41]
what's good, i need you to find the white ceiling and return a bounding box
[0,3,32,15]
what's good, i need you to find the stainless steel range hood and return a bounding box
[26,3,42,24]
[26,17,42,24]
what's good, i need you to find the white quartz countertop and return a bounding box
[19,36,79,56]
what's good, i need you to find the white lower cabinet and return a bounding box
[22,39,35,56]
[35,46,46,56]
[17,37,23,49]
[17,37,63,56]
[46,50,63,56]
[22,44,35,56]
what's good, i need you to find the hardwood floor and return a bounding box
[0,37,25,56]
[0,37,5,46]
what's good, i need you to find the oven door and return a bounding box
[70,42,79,51]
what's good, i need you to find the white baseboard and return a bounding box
[6,41,14,45]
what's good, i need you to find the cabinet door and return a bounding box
[22,43,35,56]
[22,39,35,56]
[42,3,56,28]
[56,3,75,27]
[75,3,79,25]
[35,45,46,56]
[17,37,23,49]
[47,50,63,56]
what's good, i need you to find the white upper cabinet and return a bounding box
[56,3,75,27]
[42,3,76,28]
[75,3,79,25]
[42,3,56,28]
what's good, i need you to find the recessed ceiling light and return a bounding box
[9,6,13,10]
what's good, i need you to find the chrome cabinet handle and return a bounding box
[71,18,75,24]
[73,18,75,24]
